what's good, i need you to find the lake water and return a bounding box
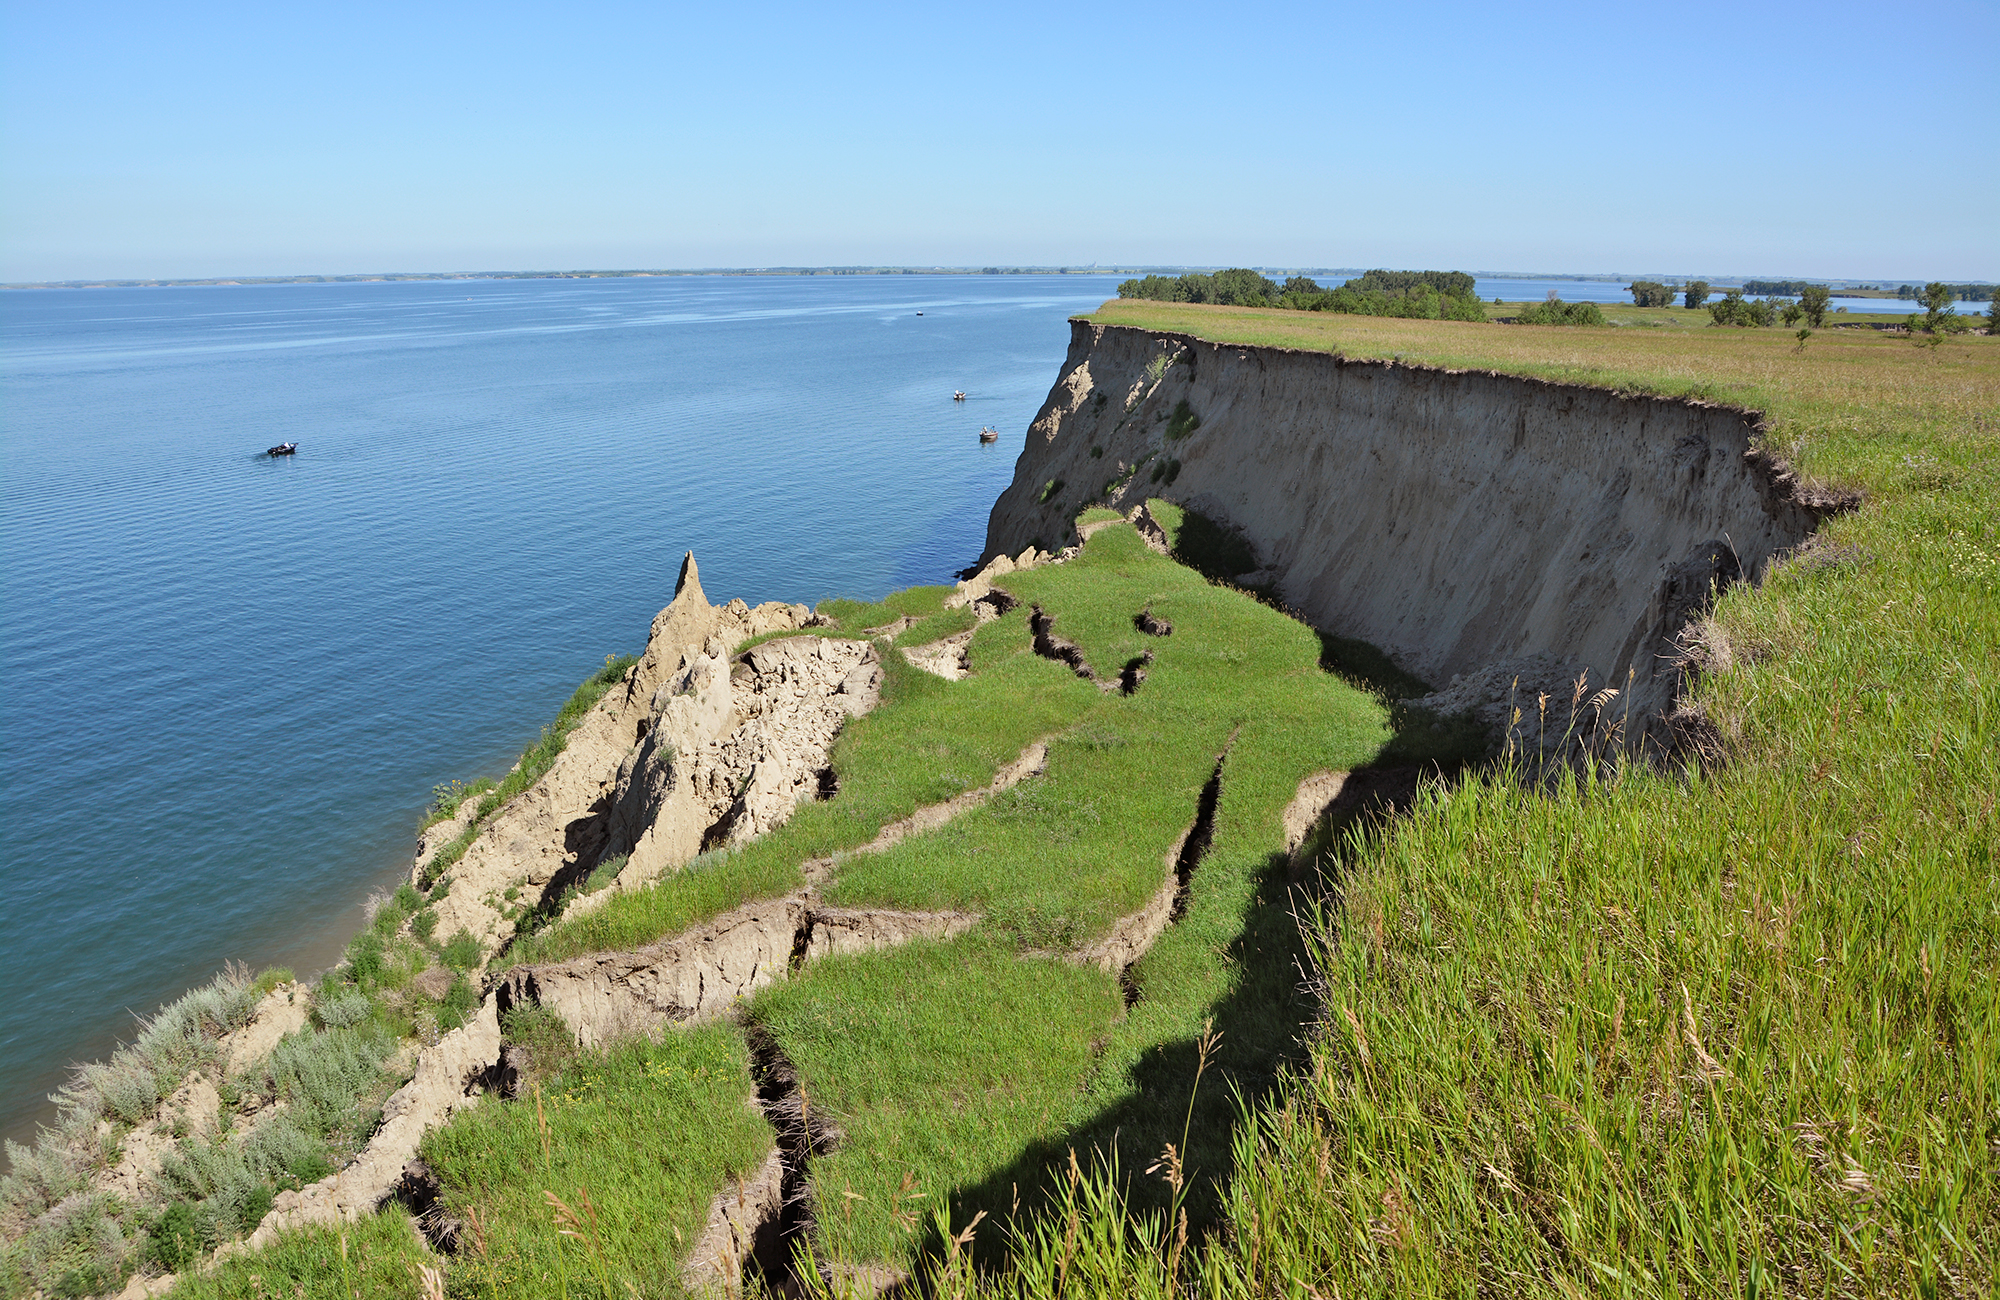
[0,274,1127,1148]
[1467,276,1978,315]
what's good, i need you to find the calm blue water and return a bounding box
[1467,276,1975,314]
[0,274,1126,1148]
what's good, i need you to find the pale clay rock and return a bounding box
[414,553,813,967]
[681,1145,787,1295]
[900,627,976,680]
[507,739,1050,1047]
[222,984,311,1077]
[985,322,1834,729]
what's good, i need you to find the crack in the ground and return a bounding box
[744,1024,840,1297]
[1168,753,1226,925]
[1111,743,1231,1006]
[972,588,1019,622]
[1118,651,1153,696]
[1134,608,1173,637]
[1029,604,1096,682]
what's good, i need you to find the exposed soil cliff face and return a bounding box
[410,554,822,964]
[985,322,1842,729]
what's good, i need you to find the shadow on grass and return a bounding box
[904,848,1311,1278]
[895,725,1484,1283]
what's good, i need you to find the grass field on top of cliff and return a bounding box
[903,303,1998,1297]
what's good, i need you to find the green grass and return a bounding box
[751,936,1123,1267]
[749,521,1392,1279]
[908,302,2000,1296]
[828,524,1387,945]
[159,1208,433,1300]
[421,1027,771,1297]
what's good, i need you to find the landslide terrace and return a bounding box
[6,302,1994,1298]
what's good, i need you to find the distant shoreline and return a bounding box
[4,267,1871,292]
[8,266,1986,294]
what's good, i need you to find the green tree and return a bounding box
[1210,268,1278,306]
[1988,296,1999,332]
[1629,280,1677,307]
[1517,298,1606,326]
[1709,291,1777,327]
[1781,301,1805,326]
[1684,280,1711,309]
[1798,284,1832,328]
[1919,282,1958,333]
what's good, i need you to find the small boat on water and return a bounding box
[265,442,298,457]
[978,426,999,443]
[953,390,967,401]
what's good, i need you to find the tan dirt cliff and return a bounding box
[984,322,1844,736]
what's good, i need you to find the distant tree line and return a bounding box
[1741,280,1826,297]
[1708,285,1835,329]
[1117,268,1488,322]
[1895,282,1994,302]
[1628,280,1678,307]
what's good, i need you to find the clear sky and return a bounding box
[2,0,1993,283]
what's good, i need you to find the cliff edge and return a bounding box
[985,321,1844,735]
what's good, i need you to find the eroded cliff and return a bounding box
[985,321,1844,737]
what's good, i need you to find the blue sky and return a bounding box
[2,0,1994,282]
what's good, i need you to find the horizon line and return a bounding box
[6,265,1988,292]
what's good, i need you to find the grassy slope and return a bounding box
[762,523,1390,1274]
[159,1210,432,1300]
[419,1025,770,1297]
[938,302,1997,1297]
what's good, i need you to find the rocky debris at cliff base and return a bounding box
[1403,652,1615,760]
[901,627,976,680]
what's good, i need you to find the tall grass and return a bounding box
[906,303,2000,1295]
[159,1209,432,1300]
